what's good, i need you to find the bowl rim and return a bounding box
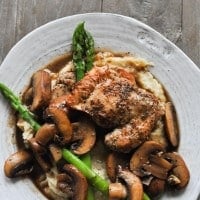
[0,12,200,200]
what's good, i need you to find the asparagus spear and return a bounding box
[72,22,95,200]
[63,149,151,200]
[84,30,94,72]
[62,148,109,194]
[72,22,94,81]
[1,22,151,200]
[0,83,40,131]
[143,193,151,200]
[0,83,103,191]
[80,154,95,200]
[0,82,151,199]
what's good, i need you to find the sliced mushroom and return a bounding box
[109,182,127,200]
[71,120,96,155]
[142,163,168,180]
[56,173,73,196]
[29,138,46,154]
[106,153,118,183]
[146,178,165,198]
[130,141,165,177]
[34,123,57,146]
[28,138,51,172]
[48,106,72,145]
[165,102,179,147]
[62,164,88,200]
[31,70,51,111]
[22,87,33,105]
[39,170,71,200]
[163,152,190,189]
[49,144,62,163]
[118,167,143,200]
[149,154,173,171]
[35,154,51,172]
[4,150,33,178]
[106,152,129,182]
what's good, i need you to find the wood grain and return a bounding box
[102,0,182,42]
[0,0,101,64]
[0,0,200,67]
[176,0,200,67]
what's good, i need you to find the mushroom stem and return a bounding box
[118,167,143,200]
[49,144,62,163]
[109,182,127,199]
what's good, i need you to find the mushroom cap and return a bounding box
[71,120,96,155]
[4,150,33,178]
[130,141,165,177]
[163,152,190,189]
[62,164,88,200]
[34,123,57,146]
[146,178,166,198]
[118,167,143,200]
[48,105,72,144]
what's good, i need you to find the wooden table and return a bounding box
[0,0,200,67]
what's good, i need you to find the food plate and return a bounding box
[0,13,200,200]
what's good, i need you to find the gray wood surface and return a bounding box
[0,0,199,67]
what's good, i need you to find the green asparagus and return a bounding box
[143,193,151,200]
[63,149,151,200]
[0,83,40,131]
[72,22,95,200]
[0,82,151,199]
[80,154,95,200]
[0,22,151,200]
[72,22,94,81]
[62,148,109,194]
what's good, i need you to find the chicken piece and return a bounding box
[105,114,159,152]
[66,66,136,128]
[63,66,163,152]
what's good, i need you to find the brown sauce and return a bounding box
[15,51,180,200]
[44,53,72,73]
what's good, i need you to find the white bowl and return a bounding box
[0,13,200,200]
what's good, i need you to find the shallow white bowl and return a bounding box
[0,13,200,200]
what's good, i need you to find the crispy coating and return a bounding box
[65,66,163,152]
